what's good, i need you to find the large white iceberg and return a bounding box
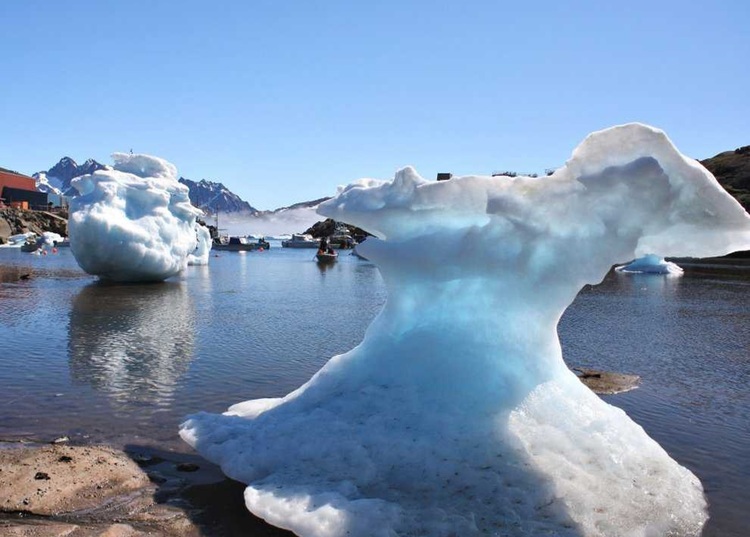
[181,124,750,537]
[69,153,203,282]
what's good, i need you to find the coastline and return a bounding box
[0,370,629,537]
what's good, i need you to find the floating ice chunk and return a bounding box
[181,123,750,537]
[5,232,36,246]
[187,224,212,266]
[615,253,684,275]
[69,153,203,282]
[39,231,64,247]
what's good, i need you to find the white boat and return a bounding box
[281,234,320,248]
[213,236,270,251]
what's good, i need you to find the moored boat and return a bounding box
[213,236,270,251]
[281,234,320,248]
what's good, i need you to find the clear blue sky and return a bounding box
[1,0,747,210]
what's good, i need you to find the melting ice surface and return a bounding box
[615,254,683,275]
[69,153,203,282]
[181,124,750,537]
[187,224,212,266]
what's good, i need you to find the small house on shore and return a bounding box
[0,167,47,209]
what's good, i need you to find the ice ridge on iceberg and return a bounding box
[181,123,750,537]
[69,153,203,282]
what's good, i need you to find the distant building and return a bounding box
[437,172,453,181]
[0,167,48,209]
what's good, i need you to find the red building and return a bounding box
[0,167,47,209]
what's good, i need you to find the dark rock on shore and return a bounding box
[0,208,68,244]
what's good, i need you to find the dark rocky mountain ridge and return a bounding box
[35,157,108,196]
[700,145,750,211]
[177,177,258,214]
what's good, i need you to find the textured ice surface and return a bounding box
[39,232,64,248]
[187,224,212,266]
[615,254,683,275]
[69,153,203,281]
[181,124,750,536]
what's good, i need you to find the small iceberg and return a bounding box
[615,253,684,275]
[68,153,203,282]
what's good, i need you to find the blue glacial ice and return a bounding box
[181,123,750,537]
[69,152,204,282]
[615,254,683,275]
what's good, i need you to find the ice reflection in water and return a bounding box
[68,282,195,407]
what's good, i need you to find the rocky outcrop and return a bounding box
[304,218,370,242]
[0,444,149,516]
[0,442,282,537]
[0,209,68,244]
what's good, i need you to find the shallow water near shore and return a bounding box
[0,246,748,536]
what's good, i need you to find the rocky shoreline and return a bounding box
[0,208,68,244]
[0,440,293,537]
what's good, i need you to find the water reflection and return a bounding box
[612,270,682,296]
[68,281,196,407]
[316,259,339,274]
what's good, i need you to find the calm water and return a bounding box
[0,246,747,536]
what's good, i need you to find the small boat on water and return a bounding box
[316,251,338,263]
[282,234,320,248]
[20,237,41,253]
[213,236,270,251]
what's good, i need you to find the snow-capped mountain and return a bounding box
[34,157,107,196]
[33,172,63,196]
[34,158,258,214]
[272,196,332,212]
[178,177,259,214]
[33,157,323,215]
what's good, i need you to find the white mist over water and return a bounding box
[181,124,750,536]
[216,207,324,238]
[68,153,203,282]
